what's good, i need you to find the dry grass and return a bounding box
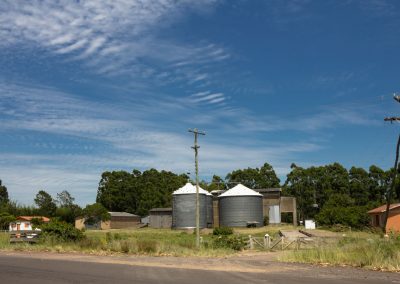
[0,228,240,257]
[279,232,400,272]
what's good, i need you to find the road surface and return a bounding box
[0,253,398,283]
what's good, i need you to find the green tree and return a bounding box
[368,165,389,203]
[207,175,225,191]
[82,203,110,225]
[0,212,15,230]
[97,171,138,212]
[349,167,370,206]
[34,190,57,217]
[284,163,349,222]
[226,163,280,189]
[56,190,75,207]
[315,194,369,228]
[0,180,9,205]
[96,169,187,216]
[54,191,81,224]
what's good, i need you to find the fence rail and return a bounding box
[9,230,41,244]
[247,232,319,251]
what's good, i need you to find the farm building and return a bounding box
[149,208,172,228]
[368,203,400,232]
[75,212,140,230]
[9,216,50,231]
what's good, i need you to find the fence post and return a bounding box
[249,235,254,249]
[281,236,284,250]
[264,234,270,249]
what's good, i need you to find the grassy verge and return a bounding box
[279,232,400,272]
[0,227,256,257]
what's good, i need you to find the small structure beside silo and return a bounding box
[149,208,172,228]
[75,211,140,230]
[255,188,297,225]
[172,183,209,229]
[218,184,263,227]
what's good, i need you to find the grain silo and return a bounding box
[218,184,263,227]
[172,183,208,229]
[205,191,213,228]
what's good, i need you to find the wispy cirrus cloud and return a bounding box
[1,77,388,205]
[189,91,227,105]
[0,0,229,86]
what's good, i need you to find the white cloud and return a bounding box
[0,82,327,204]
[0,0,228,84]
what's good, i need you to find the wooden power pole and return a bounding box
[188,128,205,248]
[383,93,400,233]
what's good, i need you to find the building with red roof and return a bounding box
[9,216,50,232]
[367,203,400,233]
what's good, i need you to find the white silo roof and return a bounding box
[173,183,211,195]
[219,184,262,197]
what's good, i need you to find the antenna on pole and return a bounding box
[393,92,400,103]
[188,128,205,249]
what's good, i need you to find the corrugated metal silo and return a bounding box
[218,184,263,227]
[172,183,208,229]
[205,193,213,228]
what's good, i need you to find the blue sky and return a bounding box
[0,0,400,205]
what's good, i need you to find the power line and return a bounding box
[188,128,205,249]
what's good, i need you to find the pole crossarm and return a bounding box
[384,117,400,123]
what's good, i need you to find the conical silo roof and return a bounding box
[219,183,262,197]
[172,183,211,195]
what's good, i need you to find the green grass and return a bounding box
[0,228,247,257]
[0,225,299,257]
[279,232,400,272]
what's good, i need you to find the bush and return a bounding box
[213,227,233,236]
[40,220,84,242]
[263,216,269,226]
[213,235,246,251]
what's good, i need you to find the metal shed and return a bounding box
[149,208,172,228]
[218,184,263,227]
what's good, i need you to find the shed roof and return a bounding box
[172,183,211,196]
[149,208,172,212]
[255,188,282,193]
[219,184,262,197]
[368,203,400,214]
[109,212,140,217]
[16,216,50,222]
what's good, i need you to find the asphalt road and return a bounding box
[0,254,398,284]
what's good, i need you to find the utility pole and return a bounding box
[383,93,400,233]
[188,128,205,248]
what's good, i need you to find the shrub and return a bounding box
[213,235,246,251]
[213,227,233,236]
[263,216,269,226]
[40,220,84,242]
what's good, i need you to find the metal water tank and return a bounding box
[218,184,263,227]
[172,183,208,229]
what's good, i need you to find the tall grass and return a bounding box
[280,234,400,271]
[0,229,238,257]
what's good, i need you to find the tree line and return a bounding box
[0,162,399,229]
[0,183,109,230]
